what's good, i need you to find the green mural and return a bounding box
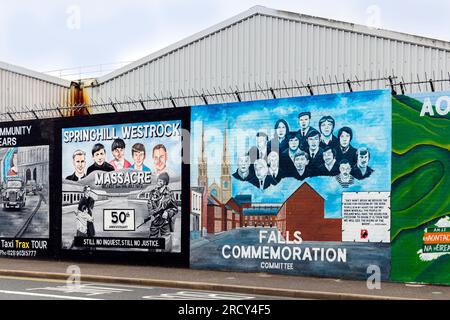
[391,93,450,284]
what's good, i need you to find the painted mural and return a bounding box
[391,92,450,285]
[61,120,183,253]
[190,90,392,279]
[0,121,50,258]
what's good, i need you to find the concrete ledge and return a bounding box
[0,269,418,300]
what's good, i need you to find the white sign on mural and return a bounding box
[342,192,390,243]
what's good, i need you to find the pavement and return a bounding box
[0,257,449,300]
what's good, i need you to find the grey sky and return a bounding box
[0,0,449,76]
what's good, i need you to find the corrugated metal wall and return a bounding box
[0,64,70,116]
[87,10,450,111]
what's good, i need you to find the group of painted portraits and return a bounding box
[233,112,374,189]
[65,139,173,182]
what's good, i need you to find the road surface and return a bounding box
[0,275,298,300]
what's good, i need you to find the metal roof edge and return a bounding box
[0,61,72,88]
[95,5,450,85]
[95,6,262,85]
[259,6,450,51]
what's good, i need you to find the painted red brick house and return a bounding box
[276,182,342,241]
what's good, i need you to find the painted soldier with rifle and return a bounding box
[138,172,178,252]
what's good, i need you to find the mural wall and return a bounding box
[391,92,450,285]
[190,90,392,279]
[0,90,447,285]
[0,121,50,257]
[61,119,183,253]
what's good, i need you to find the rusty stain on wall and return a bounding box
[63,81,91,116]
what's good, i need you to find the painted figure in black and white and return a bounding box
[351,147,374,180]
[66,150,87,181]
[335,127,357,167]
[318,116,339,150]
[248,159,275,190]
[86,143,115,176]
[304,129,324,176]
[267,151,284,184]
[75,202,93,237]
[318,146,339,176]
[296,112,317,147]
[335,159,355,188]
[145,173,178,251]
[232,154,254,182]
[248,132,270,164]
[269,119,290,155]
[292,151,311,181]
[280,132,302,177]
[77,185,95,237]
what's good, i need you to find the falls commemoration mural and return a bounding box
[190,90,393,280]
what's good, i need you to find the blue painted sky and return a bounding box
[2,147,16,180]
[191,90,392,218]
